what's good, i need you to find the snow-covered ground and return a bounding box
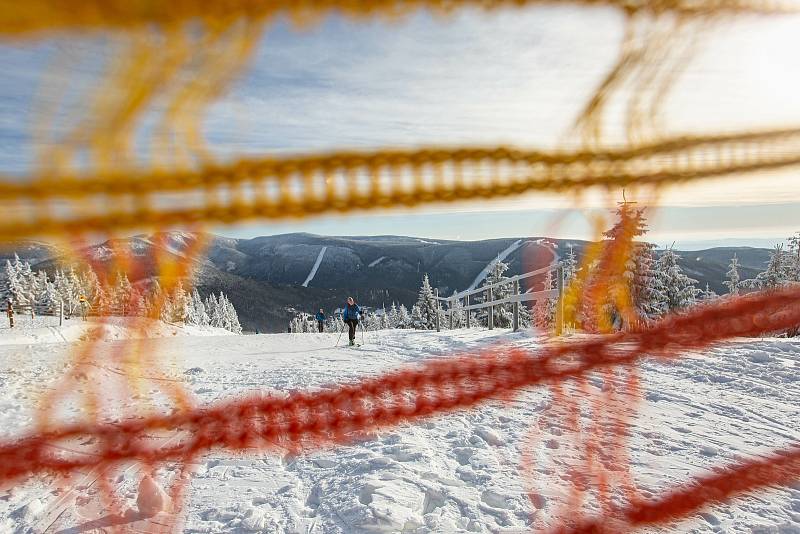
[0,316,232,346]
[0,327,798,533]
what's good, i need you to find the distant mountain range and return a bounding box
[0,233,771,332]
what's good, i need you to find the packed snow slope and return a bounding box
[0,327,798,533]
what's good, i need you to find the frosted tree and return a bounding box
[479,261,514,328]
[410,304,423,329]
[743,245,791,290]
[700,283,717,301]
[226,302,242,334]
[786,232,800,282]
[397,304,411,328]
[724,255,741,296]
[380,308,391,329]
[414,274,439,330]
[448,291,465,328]
[597,204,661,327]
[189,288,210,326]
[40,276,59,310]
[653,249,700,313]
[562,244,579,287]
[531,270,555,329]
[160,294,175,323]
[171,281,190,322]
[111,272,134,315]
[3,257,19,303]
[387,302,399,328]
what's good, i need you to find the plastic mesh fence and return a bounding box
[0,1,798,532]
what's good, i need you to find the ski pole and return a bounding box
[360,320,366,346]
[336,321,344,347]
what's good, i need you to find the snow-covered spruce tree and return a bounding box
[594,203,661,329]
[5,255,37,307]
[785,232,800,282]
[219,293,242,334]
[743,244,792,290]
[700,283,717,301]
[387,302,399,328]
[653,249,700,314]
[3,257,19,303]
[111,272,134,315]
[563,244,579,286]
[190,288,210,326]
[410,304,423,329]
[478,261,514,328]
[396,304,411,329]
[170,281,191,323]
[448,291,465,328]
[531,270,555,329]
[380,308,391,329]
[414,274,440,330]
[724,254,741,296]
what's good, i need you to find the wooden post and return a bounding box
[488,287,494,330]
[59,300,63,327]
[434,288,440,332]
[466,295,471,328]
[448,298,453,330]
[556,265,565,336]
[512,279,520,332]
[6,300,13,328]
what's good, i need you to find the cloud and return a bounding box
[1,4,800,237]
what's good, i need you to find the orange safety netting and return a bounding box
[1,0,799,532]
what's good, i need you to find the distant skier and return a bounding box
[343,297,361,346]
[315,308,326,333]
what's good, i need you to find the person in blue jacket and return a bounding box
[343,296,361,346]
[315,308,326,333]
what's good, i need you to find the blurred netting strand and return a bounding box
[3,128,800,240]
[1,0,799,533]
[2,0,800,36]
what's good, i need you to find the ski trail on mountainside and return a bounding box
[302,246,327,287]
[467,240,523,291]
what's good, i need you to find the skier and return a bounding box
[343,296,361,346]
[315,308,326,333]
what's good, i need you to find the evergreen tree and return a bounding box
[160,294,174,323]
[224,295,242,334]
[171,281,190,322]
[744,245,791,290]
[479,261,514,328]
[448,291,465,328]
[598,204,661,327]
[414,274,439,329]
[724,254,741,296]
[397,304,411,328]
[387,302,399,328]
[700,283,717,301]
[653,249,700,313]
[112,272,133,315]
[531,270,555,329]
[562,244,579,287]
[787,232,800,282]
[410,304,423,329]
[189,288,210,326]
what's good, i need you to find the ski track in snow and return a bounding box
[368,256,386,268]
[0,326,798,533]
[467,240,524,291]
[302,246,328,287]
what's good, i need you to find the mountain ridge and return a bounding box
[1,232,770,332]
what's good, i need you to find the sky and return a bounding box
[1,5,799,248]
